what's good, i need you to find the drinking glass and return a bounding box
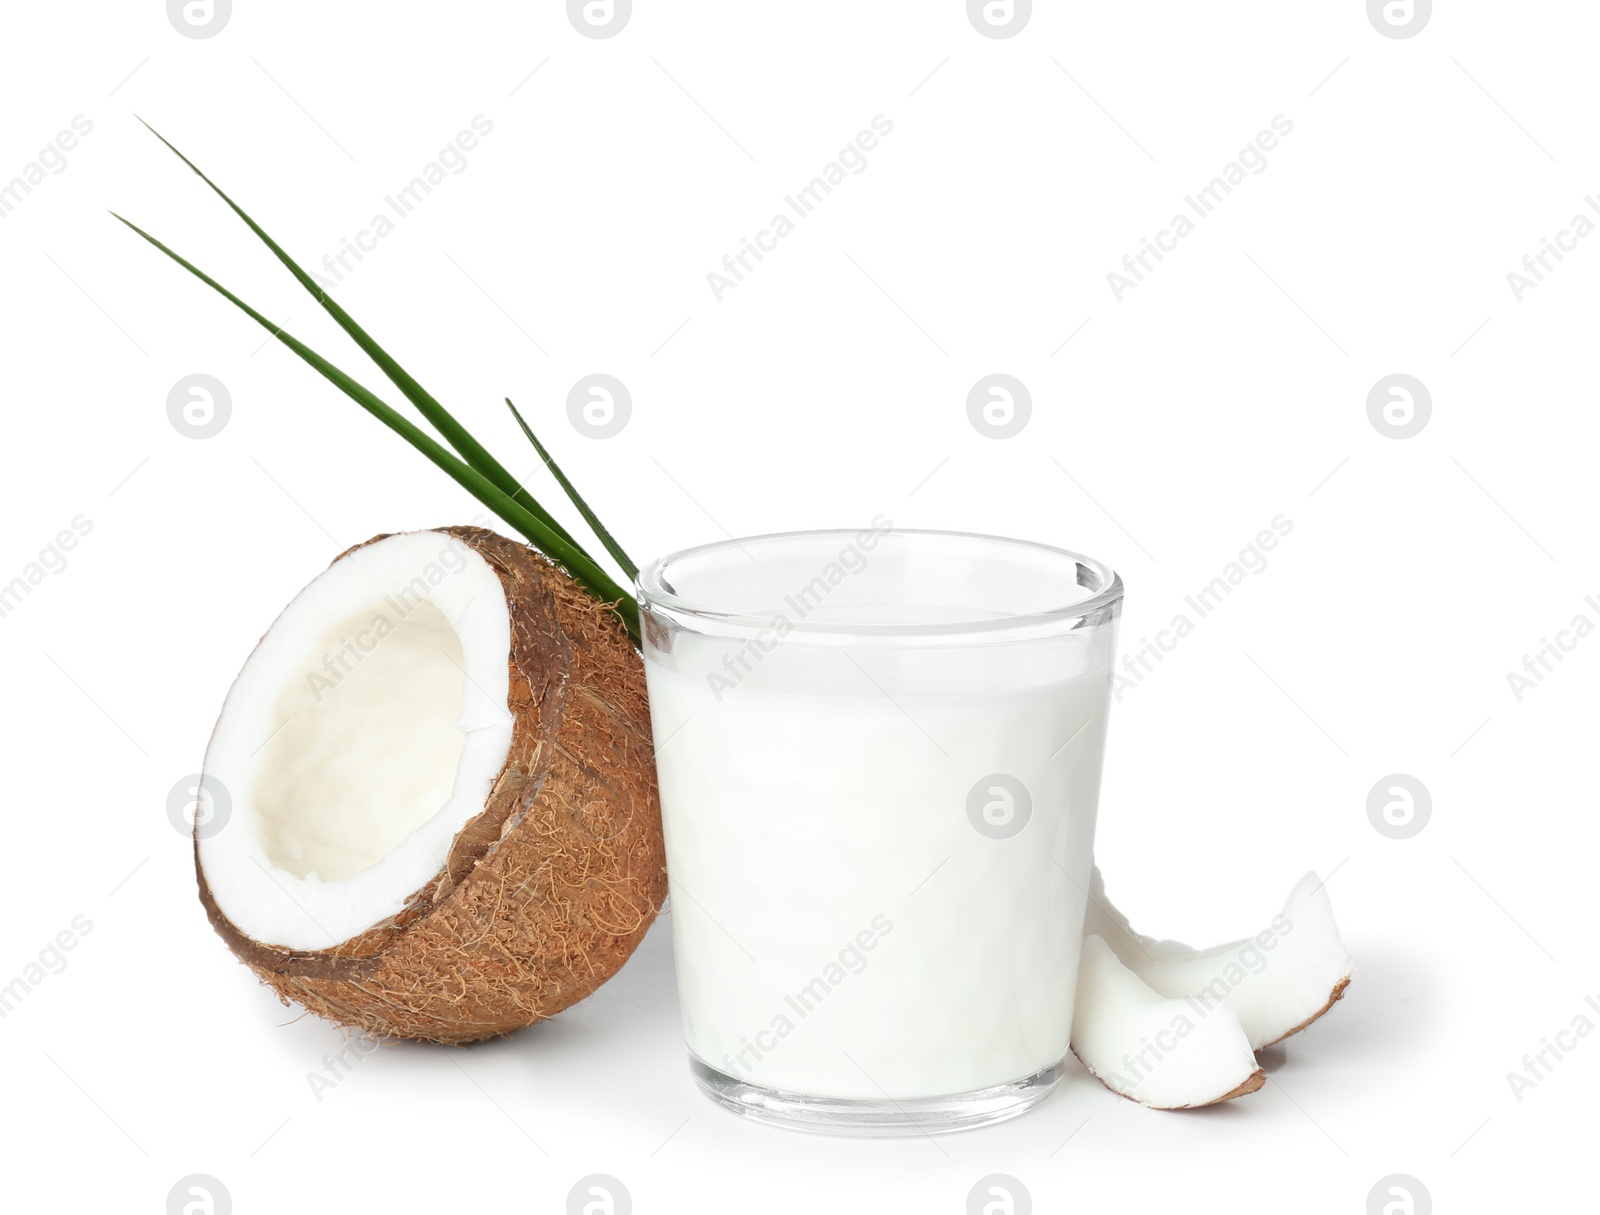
[637,526,1122,1134]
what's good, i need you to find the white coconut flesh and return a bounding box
[199,530,514,951]
[1085,867,1354,1050]
[1072,935,1263,1109]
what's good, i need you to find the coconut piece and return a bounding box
[1086,867,1353,1050]
[1072,935,1265,1109]
[196,526,666,1043]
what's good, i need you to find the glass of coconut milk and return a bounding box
[637,525,1122,1134]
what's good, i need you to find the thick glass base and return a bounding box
[687,1053,1065,1137]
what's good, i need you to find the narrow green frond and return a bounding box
[113,211,639,643]
[134,118,583,555]
[505,399,640,582]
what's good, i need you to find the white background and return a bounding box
[0,1,1593,1211]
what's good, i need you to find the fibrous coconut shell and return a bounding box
[196,526,667,1043]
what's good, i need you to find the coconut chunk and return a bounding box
[1072,935,1265,1108]
[1085,867,1353,1050]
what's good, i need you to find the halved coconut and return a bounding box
[1072,935,1264,1109]
[1086,867,1353,1050]
[196,526,665,1043]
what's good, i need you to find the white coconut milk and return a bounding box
[644,633,1113,1100]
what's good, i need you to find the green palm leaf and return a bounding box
[505,398,639,581]
[114,211,640,643]
[135,119,582,555]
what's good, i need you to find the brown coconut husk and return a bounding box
[196,525,666,1044]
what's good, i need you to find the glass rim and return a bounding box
[635,527,1124,642]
